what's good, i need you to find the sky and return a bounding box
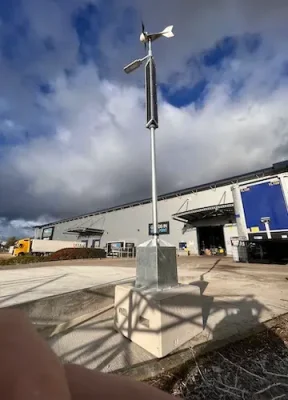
[1,0,288,238]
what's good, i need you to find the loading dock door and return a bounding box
[197,226,226,254]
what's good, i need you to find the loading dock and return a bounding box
[64,227,104,248]
[197,225,226,255]
[173,203,235,256]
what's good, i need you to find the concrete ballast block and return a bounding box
[114,283,205,358]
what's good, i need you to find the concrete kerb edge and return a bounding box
[40,304,114,339]
[5,278,134,338]
[4,276,135,308]
[113,311,288,382]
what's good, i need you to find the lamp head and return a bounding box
[124,59,142,74]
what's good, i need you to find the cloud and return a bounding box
[0,217,46,239]
[1,0,288,235]
[2,61,288,220]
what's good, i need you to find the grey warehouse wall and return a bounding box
[37,184,234,253]
[36,172,275,255]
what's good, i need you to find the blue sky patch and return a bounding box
[0,0,20,23]
[1,22,30,62]
[160,79,208,108]
[43,37,56,52]
[202,33,261,69]
[113,7,138,46]
[39,82,54,95]
[281,61,288,77]
[203,36,237,68]
[161,32,263,107]
[72,1,114,65]
[243,33,262,54]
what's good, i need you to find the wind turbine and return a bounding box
[123,23,174,74]
[123,23,175,291]
[140,22,174,44]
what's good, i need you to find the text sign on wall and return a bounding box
[149,221,170,236]
[42,227,54,240]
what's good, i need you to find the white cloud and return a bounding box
[2,60,288,221]
[1,0,288,235]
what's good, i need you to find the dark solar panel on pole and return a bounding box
[145,56,158,129]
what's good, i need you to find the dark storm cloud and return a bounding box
[1,0,288,236]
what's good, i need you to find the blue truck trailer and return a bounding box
[232,173,288,263]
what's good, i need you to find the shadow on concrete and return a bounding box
[4,260,283,382]
[3,279,134,329]
[0,274,69,307]
[189,276,209,296]
[48,274,272,376]
[190,258,222,295]
[201,258,222,276]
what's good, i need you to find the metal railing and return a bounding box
[108,248,137,259]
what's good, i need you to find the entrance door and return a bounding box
[197,226,226,255]
[92,239,100,248]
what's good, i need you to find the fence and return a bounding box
[108,247,137,259]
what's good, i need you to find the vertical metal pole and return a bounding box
[148,39,158,239]
[150,125,158,239]
[148,37,152,57]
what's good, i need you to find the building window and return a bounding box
[92,240,100,248]
[42,227,54,240]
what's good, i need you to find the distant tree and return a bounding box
[5,236,17,248]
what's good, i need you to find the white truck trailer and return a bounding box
[13,238,86,256]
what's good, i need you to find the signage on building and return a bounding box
[148,221,170,236]
[42,227,54,240]
[111,242,122,249]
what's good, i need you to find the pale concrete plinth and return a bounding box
[114,283,206,358]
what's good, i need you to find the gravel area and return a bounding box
[150,314,288,399]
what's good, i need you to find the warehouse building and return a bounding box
[34,161,288,256]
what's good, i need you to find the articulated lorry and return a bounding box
[232,172,288,263]
[13,238,85,257]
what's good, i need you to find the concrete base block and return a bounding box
[114,283,207,358]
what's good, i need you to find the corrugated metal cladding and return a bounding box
[34,162,287,256]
